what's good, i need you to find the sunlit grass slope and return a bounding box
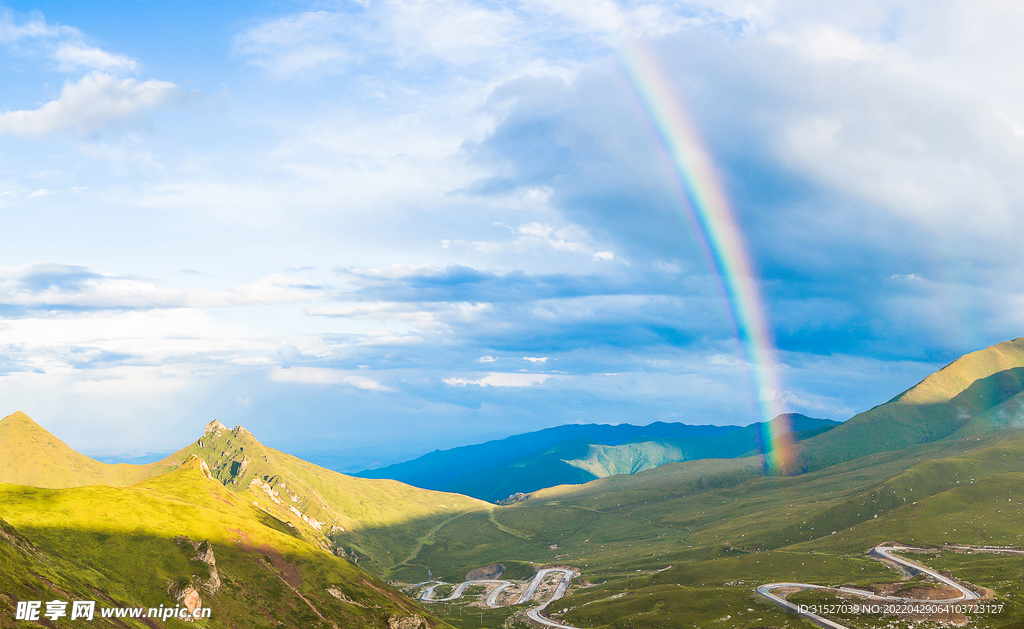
[0,413,489,578]
[0,456,453,629]
[798,337,1024,468]
[0,411,176,488]
[164,421,489,576]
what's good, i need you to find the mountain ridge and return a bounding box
[361,413,838,502]
[0,411,487,578]
[354,421,740,487]
[798,337,1024,469]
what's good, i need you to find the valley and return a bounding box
[4,338,1024,628]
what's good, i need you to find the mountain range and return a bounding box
[3,337,1024,628]
[356,414,839,502]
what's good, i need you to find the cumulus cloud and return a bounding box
[0,72,179,136]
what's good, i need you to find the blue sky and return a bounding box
[2,1,1023,470]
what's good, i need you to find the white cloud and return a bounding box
[454,222,617,261]
[306,302,445,330]
[235,3,522,78]
[444,372,552,387]
[0,264,324,310]
[0,11,78,43]
[478,355,498,362]
[0,12,139,74]
[54,43,139,72]
[523,356,547,363]
[0,72,179,136]
[234,11,354,78]
[887,273,926,284]
[766,24,882,63]
[270,366,392,391]
[306,301,491,331]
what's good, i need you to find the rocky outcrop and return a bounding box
[174,536,221,593]
[466,563,506,581]
[230,455,250,478]
[167,581,202,621]
[497,492,528,505]
[327,586,366,607]
[387,614,425,629]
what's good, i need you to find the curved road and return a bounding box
[757,544,1022,629]
[417,568,577,628]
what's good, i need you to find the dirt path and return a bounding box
[397,509,485,573]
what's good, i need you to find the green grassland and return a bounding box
[413,430,1024,628]
[0,457,452,629]
[0,413,489,580]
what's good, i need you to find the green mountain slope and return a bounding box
[800,337,1024,469]
[441,437,604,503]
[0,413,487,579]
[408,429,1024,628]
[394,339,1024,628]
[165,421,489,577]
[0,515,157,628]
[0,456,452,629]
[0,411,177,488]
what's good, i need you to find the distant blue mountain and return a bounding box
[355,422,736,487]
[355,416,839,501]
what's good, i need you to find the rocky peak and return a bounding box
[205,420,228,435]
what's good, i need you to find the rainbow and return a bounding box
[617,41,796,473]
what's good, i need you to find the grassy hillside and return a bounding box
[0,411,177,488]
[0,457,453,629]
[163,421,489,577]
[0,413,488,579]
[415,430,1024,628]
[797,337,1024,469]
[0,515,157,628]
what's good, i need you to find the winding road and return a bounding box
[413,544,1020,629]
[416,568,578,628]
[757,544,1020,629]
